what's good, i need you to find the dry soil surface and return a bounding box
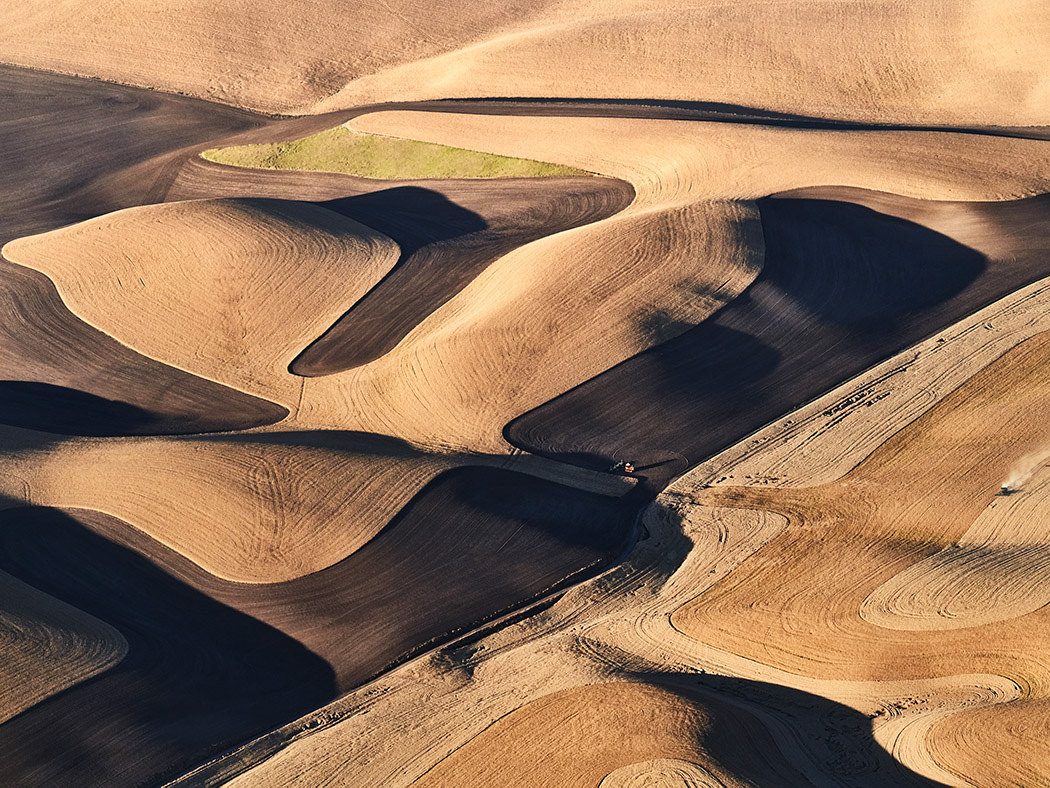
[2,8,1050,785]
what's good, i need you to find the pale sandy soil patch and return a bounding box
[0,0,566,113]
[671,331,1050,679]
[296,113,1050,453]
[0,424,631,584]
[348,111,1050,204]
[415,681,803,786]
[319,0,1050,127]
[8,115,1050,586]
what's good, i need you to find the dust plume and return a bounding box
[1000,446,1050,494]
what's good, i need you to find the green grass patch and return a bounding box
[201,126,590,179]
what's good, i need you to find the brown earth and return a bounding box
[415,681,812,787]
[293,177,634,374]
[0,466,634,786]
[2,39,1050,788]
[4,0,1047,128]
[0,65,288,435]
[163,158,635,375]
[0,64,653,784]
[507,189,1050,472]
[670,330,1050,785]
[219,272,1050,787]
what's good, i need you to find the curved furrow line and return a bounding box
[414,681,814,787]
[292,176,635,374]
[0,65,294,436]
[859,452,1050,630]
[223,273,1050,786]
[0,566,128,725]
[0,464,634,786]
[506,189,1050,473]
[0,506,336,788]
[667,331,1050,782]
[3,197,401,408]
[0,256,288,436]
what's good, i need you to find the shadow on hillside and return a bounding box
[0,381,158,437]
[320,187,488,256]
[185,427,425,456]
[504,322,781,472]
[0,463,663,785]
[760,198,985,331]
[292,187,490,375]
[294,176,632,375]
[0,375,288,438]
[625,671,950,787]
[0,500,336,787]
[505,195,988,477]
[434,96,1050,141]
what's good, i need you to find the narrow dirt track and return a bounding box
[0,466,634,786]
[506,189,1050,470]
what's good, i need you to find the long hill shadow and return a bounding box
[433,97,1050,141]
[0,373,287,437]
[0,265,288,437]
[0,381,160,436]
[624,671,949,786]
[0,466,640,785]
[0,503,336,788]
[321,186,489,257]
[0,66,290,438]
[292,179,633,375]
[504,193,1040,473]
[140,466,640,691]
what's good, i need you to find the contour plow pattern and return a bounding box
[1,13,1049,784]
[218,276,1050,787]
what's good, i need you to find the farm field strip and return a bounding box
[1,56,1049,786]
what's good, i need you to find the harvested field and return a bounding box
[0,466,634,785]
[0,506,335,787]
[4,0,1047,126]
[226,272,1050,787]
[672,331,1050,677]
[0,64,650,782]
[415,681,811,787]
[3,3,1050,785]
[4,197,401,404]
[507,189,1050,470]
[0,65,287,436]
[294,178,634,373]
[0,280,288,436]
[0,563,127,726]
[0,0,568,113]
[167,156,635,373]
[666,331,1050,784]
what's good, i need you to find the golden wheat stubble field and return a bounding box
[1,1,1049,786]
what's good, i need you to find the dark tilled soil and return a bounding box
[506,190,1050,468]
[0,467,634,786]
